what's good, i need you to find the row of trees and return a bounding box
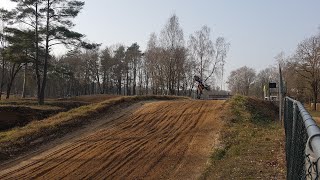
[282,30,320,109]
[144,17,229,96]
[227,28,320,110]
[0,4,230,103]
[44,43,143,97]
[227,65,279,97]
[48,15,229,97]
[0,0,96,104]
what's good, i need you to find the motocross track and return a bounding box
[0,100,225,179]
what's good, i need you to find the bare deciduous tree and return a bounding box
[188,26,229,91]
[160,14,185,95]
[294,35,320,110]
[227,66,256,96]
[188,25,213,81]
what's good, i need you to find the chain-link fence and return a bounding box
[284,97,320,179]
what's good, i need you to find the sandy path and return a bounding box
[0,100,224,179]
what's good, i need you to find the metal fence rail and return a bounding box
[284,97,320,179]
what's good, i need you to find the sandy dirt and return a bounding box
[0,100,224,179]
[313,117,320,124]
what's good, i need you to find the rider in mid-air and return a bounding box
[194,76,210,99]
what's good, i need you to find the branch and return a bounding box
[17,19,36,28]
[204,60,219,82]
[49,41,78,47]
[295,68,312,80]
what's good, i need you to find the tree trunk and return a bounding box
[313,82,318,111]
[6,80,12,99]
[102,71,106,94]
[133,60,137,95]
[145,72,149,95]
[39,0,50,105]
[21,62,27,98]
[314,93,317,111]
[5,64,15,99]
[177,77,180,96]
[106,74,110,94]
[0,55,5,100]
[6,63,22,99]
[96,70,102,94]
[126,68,129,95]
[118,76,121,95]
[34,2,42,104]
[200,56,203,80]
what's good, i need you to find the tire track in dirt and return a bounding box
[0,100,225,179]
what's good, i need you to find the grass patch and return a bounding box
[0,95,188,162]
[201,95,286,179]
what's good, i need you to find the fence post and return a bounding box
[289,101,298,179]
[279,64,284,123]
[284,98,287,127]
[280,94,282,122]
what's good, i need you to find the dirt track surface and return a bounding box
[0,100,224,179]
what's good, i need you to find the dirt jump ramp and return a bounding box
[0,100,225,179]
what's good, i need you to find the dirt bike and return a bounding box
[194,76,210,99]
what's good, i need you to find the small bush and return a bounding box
[211,148,227,161]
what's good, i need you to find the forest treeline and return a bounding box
[0,0,229,104]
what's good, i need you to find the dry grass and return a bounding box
[309,111,320,118]
[0,95,189,162]
[0,98,92,132]
[0,94,120,110]
[201,95,286,179]
[0,99,88,108]
[0,104,62,111]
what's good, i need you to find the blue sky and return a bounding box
[1,0,320,87]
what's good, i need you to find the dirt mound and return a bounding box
[245,97,279,121]
[202,95,285,179]
[0,100,225,179]
[230,95,279,123]
[45,101,89,109]
[58,94,120,103]
[0,96,189,163]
